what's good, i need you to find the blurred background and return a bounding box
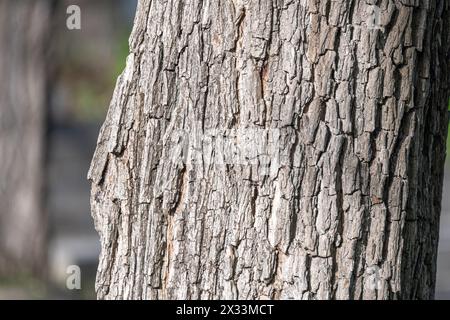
[45,0,137,299]
[0,0,136,299]
[0,0,449,300]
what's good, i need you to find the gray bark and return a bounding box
[89,0,450,299]
[0,0,50,276]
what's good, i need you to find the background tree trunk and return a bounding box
[0,0,50,277]
[89,0,450,299]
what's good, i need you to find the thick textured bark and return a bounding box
[89,0,450,299]
[0,1,50,276]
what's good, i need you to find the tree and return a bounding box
[0,0,50,277]
[89,0,450,299]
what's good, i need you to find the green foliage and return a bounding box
[0,273,46,299]
[113,31,131,79]
[74,82,109,121]
[72,30,131,123]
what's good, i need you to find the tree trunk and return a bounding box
[89,0,450,300]
[0,0,50,277]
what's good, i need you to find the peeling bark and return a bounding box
[89,0,450,299]
[0,0,50,276]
